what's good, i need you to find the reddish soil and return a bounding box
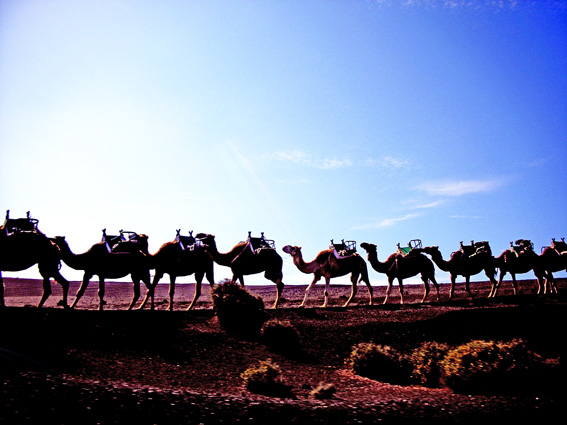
[1,277,566,424]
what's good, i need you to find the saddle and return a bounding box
[459,240,491,258]
[102,229,143,253]
[175,230,204,251]
[2,210,40,236]
[510,239,533,257]
[330,239,357,259]
[242,231,276,254]
[396,239,422,257]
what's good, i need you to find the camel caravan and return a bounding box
[1,210,565,310]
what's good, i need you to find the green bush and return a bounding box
[261,319,301,353]
[310,382,337,399]
[409,341,451,387]
[212,279,267,336]
[440,339,555,394]
[240,359,292,397]
[345,342,409,384]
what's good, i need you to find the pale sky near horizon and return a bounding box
[1,0,566,288]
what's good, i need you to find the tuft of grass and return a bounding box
[240,359,292,397]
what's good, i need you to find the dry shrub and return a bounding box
[310,382,337,399]
[212,280,267,337]
[240,359,292,397]
[345,342,410,384]
[409,341,451,387]
[261,319,301,353]
[440,339,558,394]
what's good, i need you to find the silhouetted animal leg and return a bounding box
[343,273,358,307]
[449,275,457,300]
[37,277,52,308]
[129,280,141,310]
[398,278,405,304]
[271,279,284,309]
[511,274,518,296]
[430,275,440,302]
[98,278,107,311]
[300,275,320,308]
[465,276,474,300]
[53,271,70,308]
[420,276,430,303]
[0,272,4,307]
[489,272,505,298]
[188,274,202,311]
[72,273,92,309]
[383,277,394,304]
[142,273,154,310]
[322,277,331,307]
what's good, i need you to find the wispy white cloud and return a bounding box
[365,156,410,170]
[416,179,504,197]
[272,150,352,169]
[403,199,447,210]
[351,213,420,230]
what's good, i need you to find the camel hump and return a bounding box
[102,229,144,253]
[176,230,205,251]
[330,239,357,258]
[2,210,40,236]
[460,240,491,258]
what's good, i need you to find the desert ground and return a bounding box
[1,277,566,424]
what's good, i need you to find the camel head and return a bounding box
[422,246,440,255]
[282,245,301,257]
[359,242,376,253]
[551,238,567,253]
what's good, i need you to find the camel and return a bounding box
[360,242,440,304]
[0,211,70,308]
[51,231,153,310]
[419,241,497,299]
[137,230,215,311]
[490,239,546,297]
[197,233,284,308]
[282,244,373,308]
[538,238,566,294]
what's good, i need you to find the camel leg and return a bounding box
[53,271,70,308]
[449,275,457,300]
[383,277,394,304]
[420,276,430,303]
[430,275,440,302]
[142,272,154,310]
[464,276,474,300]
[343,274,358,307]
[322,277,331,308]
[271,279,284,309]
[139,271,162,310]
[510,274,518,296]
[489,271,505,298]
[188,273,202,311]
[398,278,405,305]
[300,276,320,308]
[98,278,107,311]
[359,277,374,306]
[0,272,4,308]
[128,279,141,310]
[72,273,92,309]
[37,276,52,308]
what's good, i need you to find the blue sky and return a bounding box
[1,0,566,287]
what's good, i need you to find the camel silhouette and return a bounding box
[490,239,546,297]
[419,241,497,299]
[1,211,70,308]
[137,230,215,310]
[197,233,284,309]
[538,238,566,295]
[360,242,440,304]
[282,244,373,308]
[52,231,153,310]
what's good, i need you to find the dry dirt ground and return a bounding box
[1,277,566,424]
